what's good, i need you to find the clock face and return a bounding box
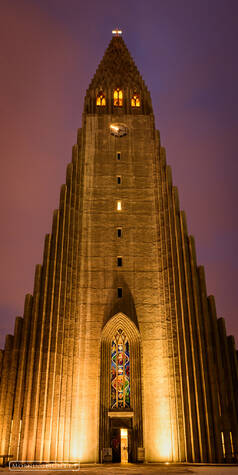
[110,123,128,137]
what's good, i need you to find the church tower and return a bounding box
[0,32,237,464]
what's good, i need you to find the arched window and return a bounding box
[111,329,130,408]
[113,88,123,107]
[131,92,140,107]
[96,91,106,106]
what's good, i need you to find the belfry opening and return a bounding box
[0,32,237,465]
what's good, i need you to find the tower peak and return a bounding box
[84,35,153,115]
[112,28,122,37]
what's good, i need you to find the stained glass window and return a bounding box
[111,329,130,408]
[113,88,123,106]
[96,91,106,106]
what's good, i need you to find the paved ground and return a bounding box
[77,464,238,475]
[1,464,238,475]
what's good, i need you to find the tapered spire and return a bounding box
[84,35,153,114]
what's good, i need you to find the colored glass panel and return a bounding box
[111,330,130,408]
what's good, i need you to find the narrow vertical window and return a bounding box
[114,88,123,107]
[117,176,121,184]
[117,257,122,267]
[221,432,226,458]
[118,288,122,298]
[111,329,130,408]
[117,201,122,211]
[117,152,121,160]
[117,228,122,238]
[131,92,140,107]
[119,89,123,105]
[217,391,222,416]
[230,432,234,457]
[96,91,106,106]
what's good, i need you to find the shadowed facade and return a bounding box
[0,34,237,464]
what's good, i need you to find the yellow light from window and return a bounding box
[114,88,123,106]
[117,201,122,211]
[112,29,122,36]
[131,94,140,107]
[121,428,127,437]
[230,432,234,457]
[221,431,226,457]
[96,93,106,106]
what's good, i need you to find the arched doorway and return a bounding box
[99,313,143,463]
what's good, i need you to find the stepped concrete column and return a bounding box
[10,294,33,459]
[227,336,238,419]
[218,318,237,462]
[189,237,214,462]
[19,264,42,460]
[180,211,201,461]
[24,235,51,460]
[155,156,172,461]
[70,148,83,462]
[207,297,230,460]
[166,167,187,462]
[61,164,74,462]
[172,189,193,462]
[43,185,67,461]
[162,164,183,461]
[49,185,68,461]
[57,175,72,461]
[35,211,59,461]
[63,160,78,461]
[198,267,223,462]
[227,335,238,459]
[0,335,14,448]
[1,317,23,454]
[184,235,207,461]
[171,187,189,461]
[66,158,78,462]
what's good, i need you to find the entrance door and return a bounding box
[111,428,120,462]
[110,418,132,462]
[120,428,128,463]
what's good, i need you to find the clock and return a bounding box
[110,123,128,137]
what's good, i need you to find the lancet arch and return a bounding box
[99,313,143,462]
[101,312,140,343]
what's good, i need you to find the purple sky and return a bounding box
[0,0,238,348]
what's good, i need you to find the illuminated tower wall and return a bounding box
[0,35,237,464]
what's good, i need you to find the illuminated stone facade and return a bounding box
[0,35,238,464]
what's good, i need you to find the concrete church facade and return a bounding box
[0,33,237,464]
